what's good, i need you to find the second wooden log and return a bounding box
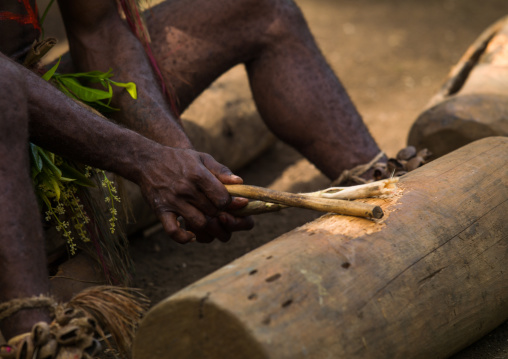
[408,16,508,157]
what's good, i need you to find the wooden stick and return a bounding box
[225,184,383,219]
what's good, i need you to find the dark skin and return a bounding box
[0,0,382,341]
[0,50,249,338]
[0,0,251,339]
[0,57,51,341]
[58,0,381,178]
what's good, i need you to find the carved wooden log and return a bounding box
[133,137,508,359]
[408,16,508,158]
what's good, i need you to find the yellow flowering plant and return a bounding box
[33,59,137,257]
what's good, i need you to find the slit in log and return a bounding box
[265,274,282,283]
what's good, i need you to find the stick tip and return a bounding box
[372,206,384,219]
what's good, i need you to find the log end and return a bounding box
[133,297,267,359]
[408,93,508,158]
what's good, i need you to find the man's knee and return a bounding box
[231,0,309,42]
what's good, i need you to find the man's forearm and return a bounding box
[5,54,159,183]
[58,0,192,149]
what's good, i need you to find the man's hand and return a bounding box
[187,197,255,243]
[138,147,253,243]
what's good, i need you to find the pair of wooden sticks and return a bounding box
[225,178,399,220]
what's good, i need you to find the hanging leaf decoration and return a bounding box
[31,59,136,258]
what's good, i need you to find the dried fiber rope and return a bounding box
[0,286,149,359]
[0,295,57,322]
[332,151,385,186]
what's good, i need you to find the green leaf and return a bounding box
[107,82,113,105]
[39,193,53,210]
[59,176,76,182]
[39,0,56,27]
[60,69,114,81]
[91,101,119,112]
[52,179,61,201]
[39,172,60,200]
[30,143,43,171]
[31,166,41,181]
[38,148,62,179]
[58,77,113,102]
[98,78,107,89]
[42,57,61,81]
[110,80,137,99]
[59,163,96,187]
[56,81,79,100]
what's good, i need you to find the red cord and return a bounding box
[0,0,41,32]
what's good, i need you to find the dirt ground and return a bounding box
[39,0,508,357]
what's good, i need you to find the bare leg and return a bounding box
[0,61,51,339]
[147,0,381,179]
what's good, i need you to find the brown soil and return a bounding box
[40,0,508,357]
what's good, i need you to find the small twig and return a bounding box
[229,200,288,217]
[306,178,399,200]
[49,276,106,284]
[23,37,57,68]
